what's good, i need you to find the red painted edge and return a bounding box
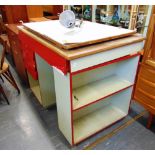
[69,62,74,146]
[71,53,141,76]
[18,31,70,75]
[71,54,140,145]
[74,115,127,145]
[73,84,134,112]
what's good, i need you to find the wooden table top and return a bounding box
[19,27,145,60]
[22,20,136,50]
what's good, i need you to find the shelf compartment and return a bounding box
[27,72,42,103]
[74,105,126,144]
[73,87,132,144]
[73,75,132,110]
[72,55,139,111]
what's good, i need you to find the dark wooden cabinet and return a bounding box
[52,5,63,15]
[0,5,28,24]
[6,24,28,84]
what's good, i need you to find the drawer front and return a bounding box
[19,31,69,75]
[139,65,155,83]
[134,64,155,110]
[22,44,38,79]
[134,89,155,108]
[70,41,143,73]
[137,78,155,96]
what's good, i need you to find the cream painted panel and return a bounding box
[53,68,72,144]
[35,54,56,108]
[71,41,143,72]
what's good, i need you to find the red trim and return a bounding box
[69,63,74,146]
[19,31,70,76]
[73,85,133,112]
[74,115,127,145]
[71,53,140,76]
[71,55,141,145]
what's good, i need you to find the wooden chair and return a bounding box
[0,41,20,104]
[0,83,9,105]
[0,14,10,53]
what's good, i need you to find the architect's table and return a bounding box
[18,25,144,145]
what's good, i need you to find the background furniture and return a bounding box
[0,41,20,104]
[134,6,155,128]
[5,24,28,84]
[0,83,9,104]
[0,83,10,105]
[64,5,152,37]
[0,5,28,24]
[0,14,10,53]
[26,5,62,21]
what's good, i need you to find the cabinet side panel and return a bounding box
[116,56,140,84]
[35,54,56,108]
[53,68,72,144]
[111,87,133,114]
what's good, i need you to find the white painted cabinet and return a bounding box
[53,42,142,145]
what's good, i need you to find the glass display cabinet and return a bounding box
[63,5,152,37]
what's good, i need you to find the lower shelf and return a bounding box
[73,104,126,144]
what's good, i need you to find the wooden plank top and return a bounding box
[19,26,145,60]
[22,20,136,49]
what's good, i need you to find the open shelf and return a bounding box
[74,105,126,143]
[73,87,132,144]
[72,75,132,110]
[27,72,42,104]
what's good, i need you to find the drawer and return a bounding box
[21,44,38,79]
[137,77,155,96]
[19,31,69,74]
[70,41,143,73]
[134,89,155,108]
[139,65,155,83]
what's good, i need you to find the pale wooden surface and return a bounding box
[23,20,136,49]
[19,26,144,60]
